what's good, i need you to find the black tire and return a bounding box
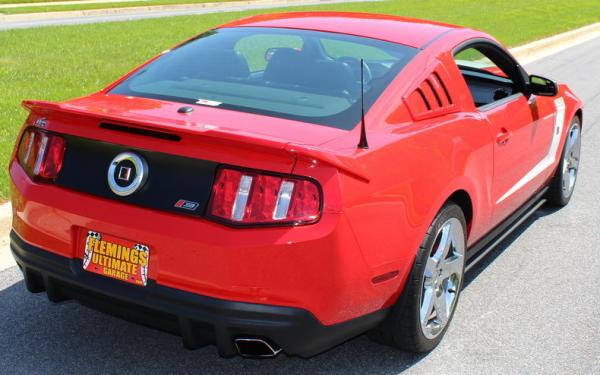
[546,117,582,207]
[369,202,466,352]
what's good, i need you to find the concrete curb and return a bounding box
[0,202,14,272]
[510,22,600,65]
[0,202,10,217]
[0,0,147,10]
[0,0,371,22]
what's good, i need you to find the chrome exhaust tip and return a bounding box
[234,338,282,358]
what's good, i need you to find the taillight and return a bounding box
[17,128,66,181]
[208,167,321,226]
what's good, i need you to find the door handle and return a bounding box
[496,128,512,145]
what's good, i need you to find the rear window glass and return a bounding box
[110,27,418,130]
[234,34,303,72]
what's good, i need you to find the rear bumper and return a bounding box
[9,159,404,325]
[11,231,388,357]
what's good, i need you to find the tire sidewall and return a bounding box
[551,117,581,206]
[410,203,467,351]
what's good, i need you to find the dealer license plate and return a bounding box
[82,230,149,286]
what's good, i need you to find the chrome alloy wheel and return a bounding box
[561,123,581,198]
[420,218,465,339]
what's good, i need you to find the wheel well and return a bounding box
[575,108,583,126]
[447,190,473,235]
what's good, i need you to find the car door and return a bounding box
[453,42,556,225]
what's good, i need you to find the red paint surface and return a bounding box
[9,13,582,326]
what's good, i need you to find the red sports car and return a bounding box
[9,12,582,358]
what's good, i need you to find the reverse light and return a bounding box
[17,128,66,181]
[208,167,322,226]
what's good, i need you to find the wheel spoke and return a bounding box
[434,293,448,325]
[420,217,465,339]
[441,256,462,280]
[420,286,435,323]
[565,136,574,152]
[424,257,437,282]
[562,170,570,192]
[433,223,451,261]
[566,128,579,150]
[569,169,577,190]
[562,124,581,197]
[570,155,580,169]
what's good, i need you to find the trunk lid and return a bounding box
[24,94,369,181]
[60,93,347,146]
[21,94,369,217]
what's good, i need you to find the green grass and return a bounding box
[1,0,599,200]
[0,0,242,15]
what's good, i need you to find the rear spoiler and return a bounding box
[22,100,370,182]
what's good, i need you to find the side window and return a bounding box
[453,47,517,108]
[234,34,303,72]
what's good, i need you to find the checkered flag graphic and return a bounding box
[134,243,149,285]
[83,231,101,269]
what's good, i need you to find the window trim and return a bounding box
[477,92,524,112]
[452,38,530,111]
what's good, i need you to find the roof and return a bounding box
[219,12,464,48]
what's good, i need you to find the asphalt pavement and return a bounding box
[0,36,599,375]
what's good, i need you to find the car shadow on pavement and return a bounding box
[0,205,560,374]
[0,274,426,374]
[463,204,561,288]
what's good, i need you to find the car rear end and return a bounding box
[8,97,391,357]
[8,24,420,357]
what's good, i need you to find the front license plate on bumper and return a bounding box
[82,230,150,286]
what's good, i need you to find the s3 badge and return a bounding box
[174,199,199,211]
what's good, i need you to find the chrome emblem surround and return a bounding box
[107,152,148,196]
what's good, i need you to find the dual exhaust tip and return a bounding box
[234,338,282,358]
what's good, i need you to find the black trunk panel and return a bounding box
[55,135,218,217]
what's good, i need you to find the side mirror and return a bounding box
[527,74,558,97]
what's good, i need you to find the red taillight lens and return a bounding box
[17,128,66,181]
[208,167,322,225]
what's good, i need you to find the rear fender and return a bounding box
[337,111,493,297]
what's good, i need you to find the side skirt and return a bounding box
[465,187,548,272]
